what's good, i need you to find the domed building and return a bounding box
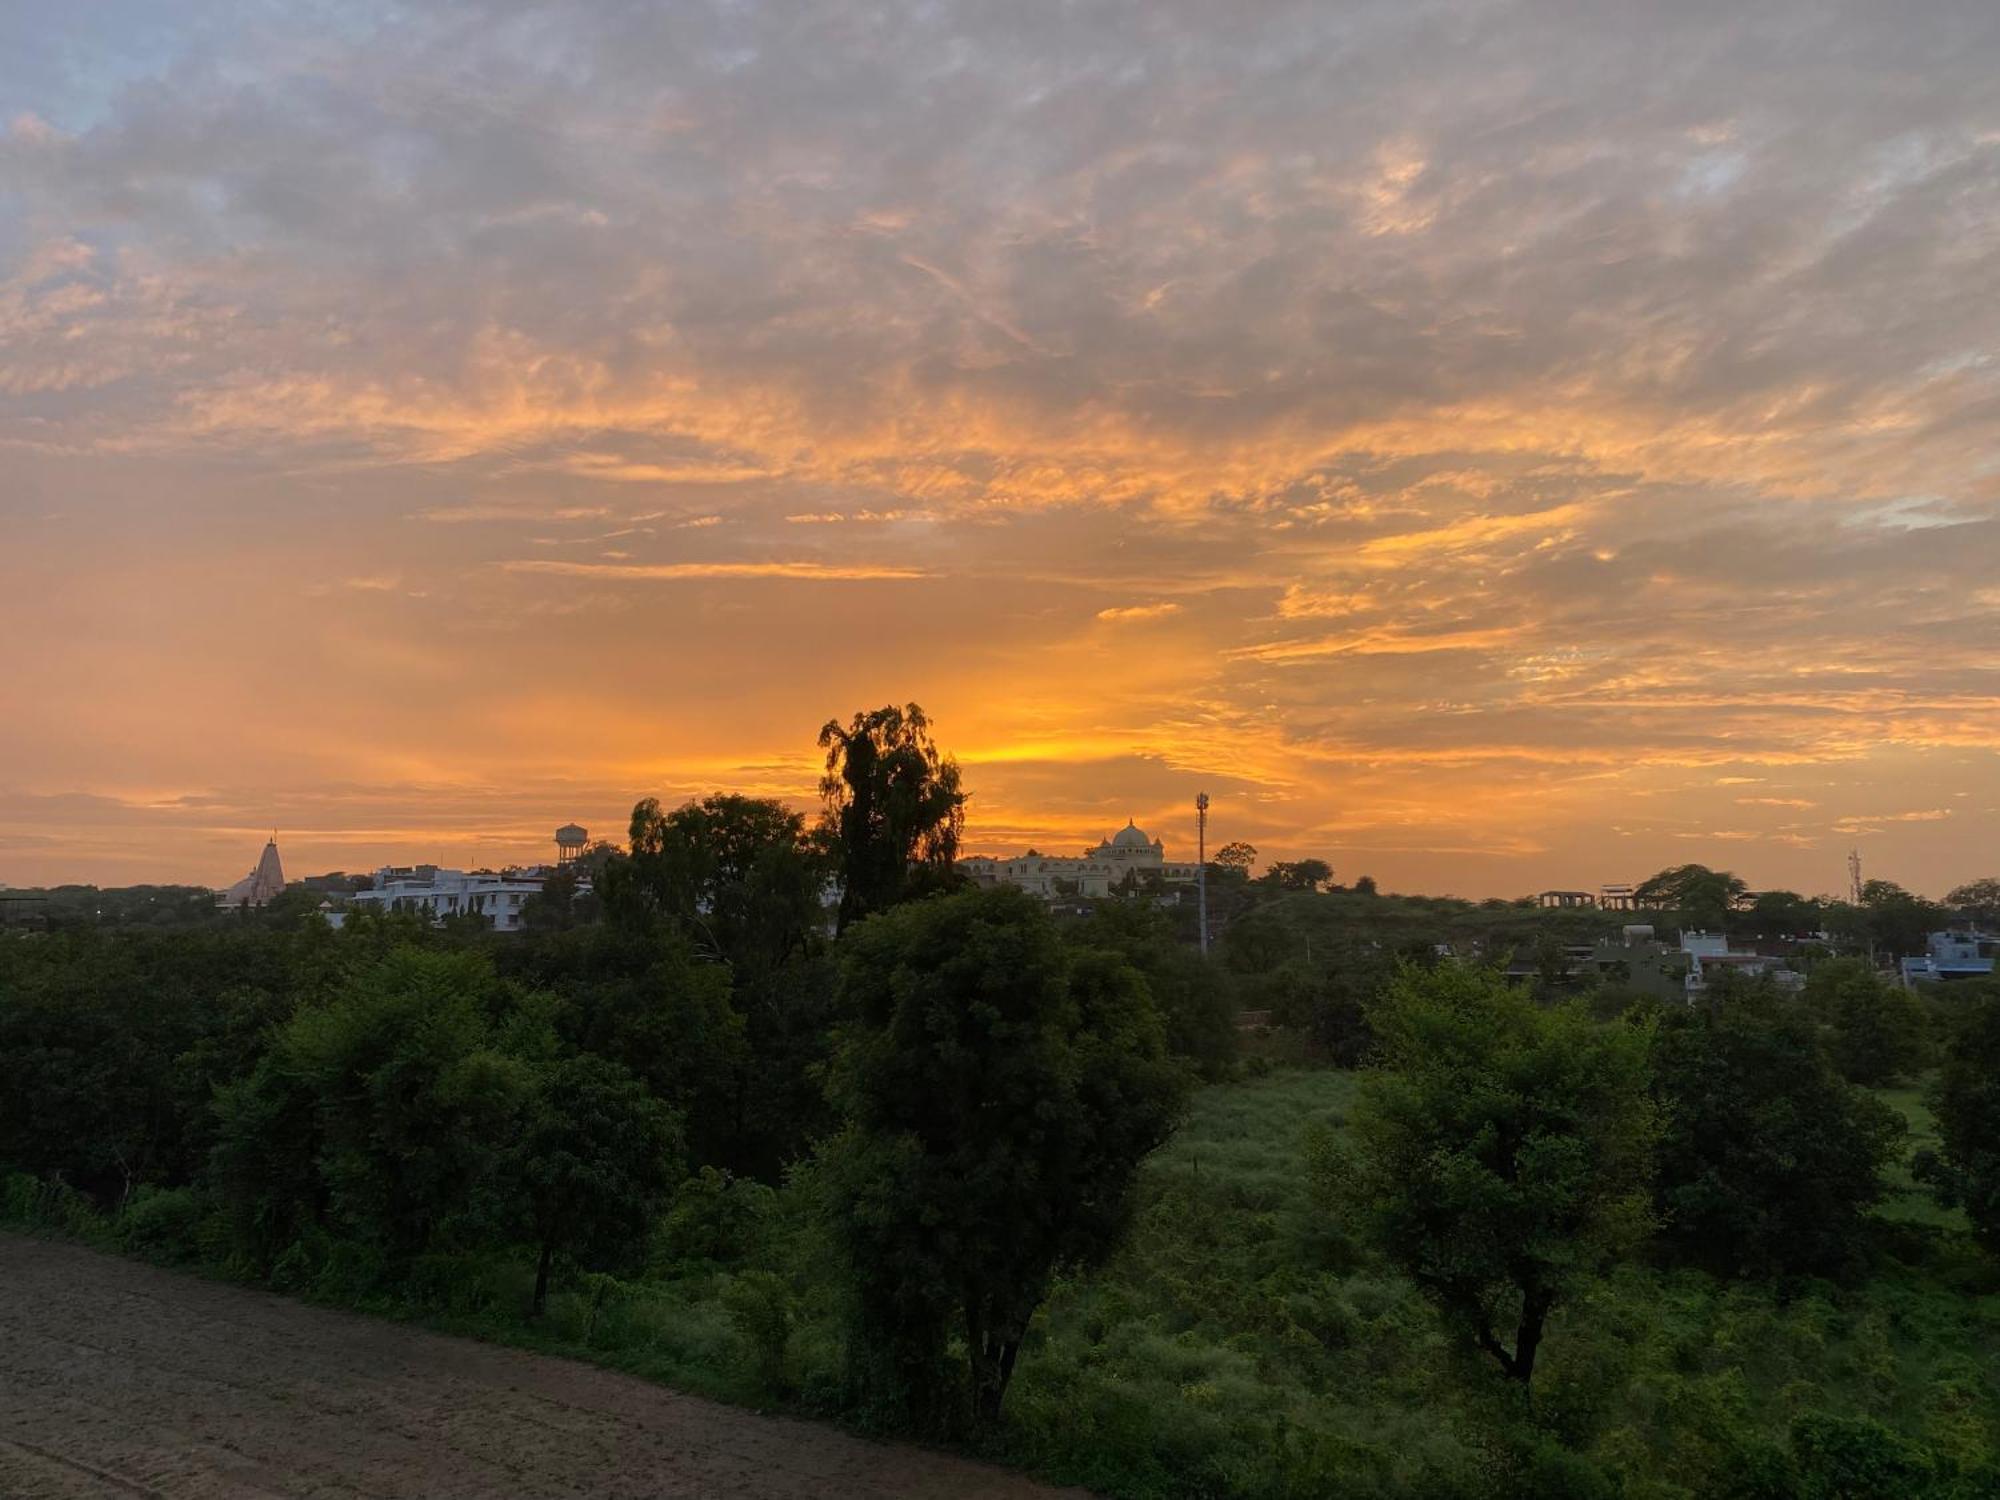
[957,819,1200,900]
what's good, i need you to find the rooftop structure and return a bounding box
[1901,930,1996,987]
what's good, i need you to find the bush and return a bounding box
[115,1185,205,1262]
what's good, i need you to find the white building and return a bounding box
[1679,930,1799,995]
[957,820,1201,900]
[329,865,579,933]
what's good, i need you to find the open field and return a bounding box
[0,1233,1084,1500]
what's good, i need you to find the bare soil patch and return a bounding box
[0,1234,1087,1499]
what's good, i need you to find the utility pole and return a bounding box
[1196,791,1210,956]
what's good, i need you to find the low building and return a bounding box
[1678,930,1798,995]
[1901,930,1997,987]
[957,820,1201,900]
[329,864,581,933]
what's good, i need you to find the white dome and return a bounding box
[1110,820,1153,849]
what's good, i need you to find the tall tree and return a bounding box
[817,703,966,933]
[819,886,1188,1427]
[1331,964,1658,1393]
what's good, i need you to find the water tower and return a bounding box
[555,823,588,866]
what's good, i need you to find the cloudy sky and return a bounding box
[3,1,1997,896]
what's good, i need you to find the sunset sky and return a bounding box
[4,1,1997,897]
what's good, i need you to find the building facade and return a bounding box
[957,820,1201,900]
[329,864,580,933]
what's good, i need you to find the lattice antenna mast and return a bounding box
[1848,847,1863,906]
[1195,791,1210,956]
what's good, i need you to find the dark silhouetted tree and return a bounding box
[1651,987,1902,1276]
[819,886,1187,1428]
[817,703,965,933]
[1944,878,2000,929]
[1635,864,1748,932]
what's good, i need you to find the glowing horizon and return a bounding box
[3,2,1997,898]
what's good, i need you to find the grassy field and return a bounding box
[1875,1080,1969,1232]
[995,1069,2000,1498]
[12,1066,1999,1498]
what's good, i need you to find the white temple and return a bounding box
[957,819,1200,900]
[218,836,287,908]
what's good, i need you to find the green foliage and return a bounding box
[1856,880,1948,960]
[822,886,1190,1427]
[1924,994,2000,1257]
[611,793,828,974]
[1336,965,1658,1390]
[1064,900,1238,1078]
[1634,864,1748,933]
[656,1166,777,1269]
[1651,989,1904,1277]
[514,1053,683,1315]
[816,702,966,932]
[1807,958,1931,1086]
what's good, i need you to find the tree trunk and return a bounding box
[966,1307,1023,1424]
[531,1239,553,1319]
[1511,1289,1552,1390]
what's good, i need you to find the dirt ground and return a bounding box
[0,1234,1087,1499]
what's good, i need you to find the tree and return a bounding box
[228,948,534,1264]
[513,1054,683,1316]
[524,926,747,1170]
[817,703,966,933]
[819,886,1188,1428]
[1944,878,2000,929]
[1806,958,1928,1086]
[1635,864,1748,932]
[1332,964,1657,1392]
[1919,988,2000,1256]
[1063,900,1237,1078]
[1262,858,1334,892]
[1650,987,1902,1276]
[1211,841,1258,877]
[601,794,835,1177]
[614,793,829,972]
[1859,879,1945,959]
[1742,888,1822,939]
